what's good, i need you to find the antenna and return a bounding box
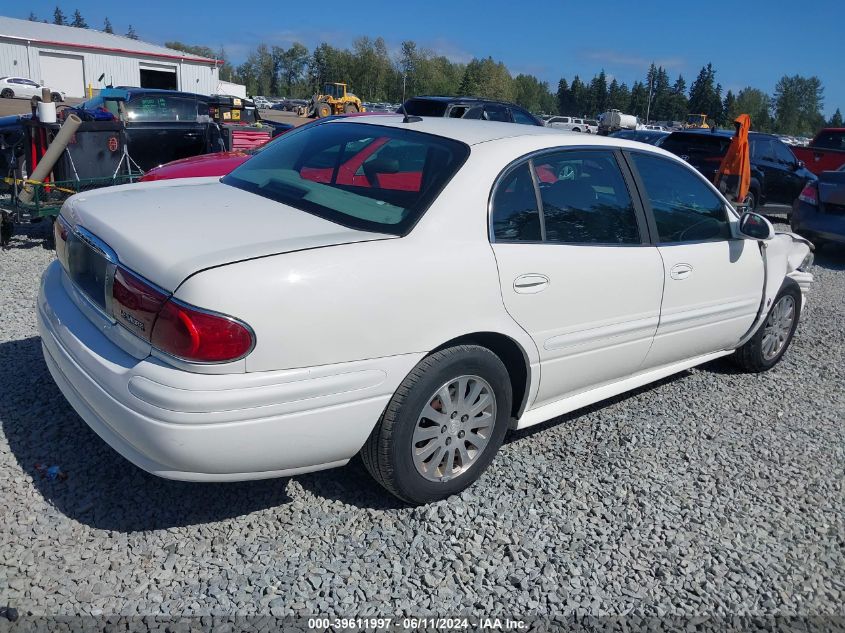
[401,103,421,124]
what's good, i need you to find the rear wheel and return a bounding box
[315,102,331,118]
[51,92,62,103]
[1,89,13,99]
[732,282,801,372]
[343,102,359,114]
[362,345,512,504]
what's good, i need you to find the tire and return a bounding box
[743,190,757,212]
[732,281,802,372]
[51,93,63,103]
[343,102,359,114]
[361,345,512,504]
[315,102,331,118]
[572,127,581,133]
[1,89,13,99]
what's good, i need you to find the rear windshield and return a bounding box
[661,133,732,158]
[222,121,470,235]
[402,99,448,117]
[813,130,845,151]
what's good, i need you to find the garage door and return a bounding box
[39,53,85,98]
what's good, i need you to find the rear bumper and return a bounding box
[791,202,845,244]
[38,260,422,481]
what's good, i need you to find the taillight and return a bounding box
[799,183,818,206]
[109,264,254,363]
[151,299,254,363]
[111,266,168,336]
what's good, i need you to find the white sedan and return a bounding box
[0,76,65,102]
[38,116,814,504]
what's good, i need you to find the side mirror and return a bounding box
[739,212,775,241]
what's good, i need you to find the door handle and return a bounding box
[513,274,549,294]
[669,263,693,280]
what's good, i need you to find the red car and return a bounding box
[140,112,395,183]
[792,128,845,175]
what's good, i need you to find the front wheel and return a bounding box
[1,88,14,99]
[732,282,802,372]
[361,345,512,504]
[343,102,359,114]
[315,102,331,118]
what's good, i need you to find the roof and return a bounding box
[670,128,772,139]
[0,16,221,65]
[328,115,684,159]
[407,95,528,109]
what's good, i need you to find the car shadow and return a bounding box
[0,216,54,250]
[0,335,769,522]
[0,336,295,531]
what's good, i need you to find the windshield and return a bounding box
[222,121,470,235]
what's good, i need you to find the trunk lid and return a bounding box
[62,177,392,290]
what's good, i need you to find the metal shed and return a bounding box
[0,16,221,98]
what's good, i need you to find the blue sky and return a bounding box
[11,0,844,116]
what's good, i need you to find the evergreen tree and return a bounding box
[126,25,139,40]
[629,81,649,117]
[71,10,88,28]
[588,70,608,116]
[830,108,843,127]
[569,75,588,115]
[556,78,570,115]
[103,17,113,33]
[667,75,688,122]
[722,90,737,124]
[688,63,723,122]
[28,11,38,21]
[735,87,773,132]
[53,6,67,25]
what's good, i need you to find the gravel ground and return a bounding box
[1,216,843,622]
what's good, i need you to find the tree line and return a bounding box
[25,10,842,136]
[199,38,840,137]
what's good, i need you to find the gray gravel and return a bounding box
[1,217,843,620]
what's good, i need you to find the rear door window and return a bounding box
[812,131,845,150]
[402,99,448,117]
[483,104,511,122]
[511,108,538,126]
[534,150,640,244]
[491,163,541,241]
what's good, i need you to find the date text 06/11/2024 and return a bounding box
[307,617,528,630]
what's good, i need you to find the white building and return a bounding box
[0,16,221,99]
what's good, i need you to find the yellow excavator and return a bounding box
[299,83,364,118]
[683,113,710,129]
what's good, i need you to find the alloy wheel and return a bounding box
[411,375,497,482]
[761,295,795,361]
